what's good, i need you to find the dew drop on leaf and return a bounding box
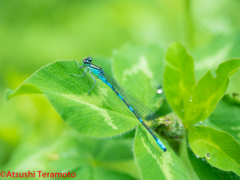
[206,153,211,159]
[157,89,163,94]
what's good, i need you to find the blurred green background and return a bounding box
[1,0,240,179]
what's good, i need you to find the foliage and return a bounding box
[1,1,240,180]
[5,43,240,179]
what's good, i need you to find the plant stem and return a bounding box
[185,0,195,47]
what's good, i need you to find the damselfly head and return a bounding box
[83,57,92,64]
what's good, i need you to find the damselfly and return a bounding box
[71,57,167,152]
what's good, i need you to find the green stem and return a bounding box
[185,0,195,47]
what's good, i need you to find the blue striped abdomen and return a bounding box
[98,75,167,152]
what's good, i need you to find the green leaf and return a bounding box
[163,42,195,121]
[187,146,240,180]
[205,95,240,143]
[134,126,190,180]
[3,133,138,180]
[185,59,240,126]
[164,42,240,127]
[113,44,165,109]
[188,126,240,176]
[6,60,139,137]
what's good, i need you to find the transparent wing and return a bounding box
[103,73,159,123]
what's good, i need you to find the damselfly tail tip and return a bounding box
[163,148,167,152]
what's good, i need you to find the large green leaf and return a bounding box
[6,44,167,138]
[6,60,138,137]
[163,42,195,121]
[185,59,240,126]
[205,95,240,143]
[134,126,190,180]
[188,126,240,176]
[3,132,138,180]
[187,146,240,180]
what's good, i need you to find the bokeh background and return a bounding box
[1,0,240,179]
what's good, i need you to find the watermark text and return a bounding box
[0,171,76,178]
